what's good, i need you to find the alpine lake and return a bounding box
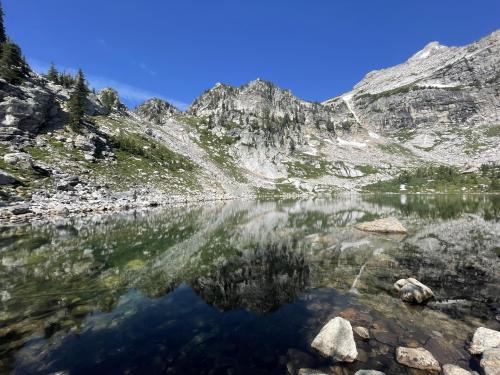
[0,194,499,375]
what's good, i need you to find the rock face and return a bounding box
[395,347,441,372]
[323,30,500,132]
[394,278,434,303]
[442,364,474,375]
[311,317,358,362]
[135,98,180,124]
[0,77,58,144]
[481,348,500,375]
[355,217,407,234]
[469,327,500,355]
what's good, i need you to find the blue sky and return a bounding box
[5,0,500,109]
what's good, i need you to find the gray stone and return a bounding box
[396,347,441,372]
[469,327,500,355]
[394,278,434,304]
[311,317,358,362]
[355,218,407,234]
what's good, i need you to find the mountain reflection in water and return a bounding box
[0,194,498,375]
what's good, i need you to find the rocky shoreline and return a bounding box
[0,187,254,226]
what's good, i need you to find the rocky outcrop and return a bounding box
[394,277,434,304]
[355,217,407,234]
[0,77,59,144]
[324,30,500,132]
[469,327,500,355]
[311,317,358,362]
[135,98,180,124]
[98,87,126,113]
[396,347,441,372]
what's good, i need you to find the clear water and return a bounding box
[0,194,499,375]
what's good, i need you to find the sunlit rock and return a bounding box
[396,347,441,372]
[480,347,500,375]
[355,217,407,234]
[311,317,358,362]
[469,327,500,355]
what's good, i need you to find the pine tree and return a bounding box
[45,63,59,83]
[0,1,7,46]
[0,41,26,84]
[67,69,89,131]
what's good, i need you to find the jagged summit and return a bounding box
[408,41,448,61]
[98,88,126,113]
[134,98,180,124]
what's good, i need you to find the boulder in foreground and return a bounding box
[394,278,434,304]
[469,327,500,355]
[311,317,358,362]
[480,347,500,375]
[355,217,407,234]
[396,347,441,372]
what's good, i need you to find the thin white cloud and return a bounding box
[27,58,189,110]
[139,62,156,76]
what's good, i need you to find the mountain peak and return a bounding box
[134,98,180,124]
[409,41,448,61]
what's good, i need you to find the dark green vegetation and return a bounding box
[67,69,89,132]
[365,164,500,193]
[43,62,81,89]
[0,2,29,84]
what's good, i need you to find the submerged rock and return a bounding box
[480,347,500,375]
[287,348,317,375]
[311,317,358,362]
[395,347,441,372]
[355,217,407,234]
[394,278,434,304]
[298,369,328,375]
[469,327,500,355]
[353,326,370,340]
[442,364,473,375]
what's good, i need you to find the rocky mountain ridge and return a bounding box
[0,30,499,223]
